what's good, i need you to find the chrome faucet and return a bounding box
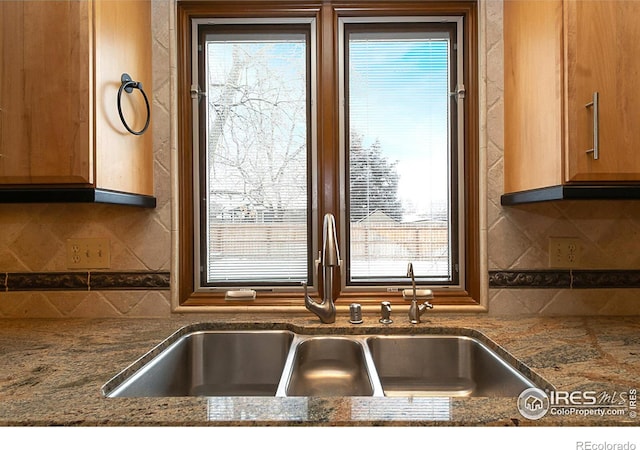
[303,213,341,323]
[407,262,433,324]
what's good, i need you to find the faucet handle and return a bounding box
[409,299,434,324]
[423,301,434,310]
[314,251,321,275]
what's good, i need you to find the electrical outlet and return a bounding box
[66,238,110,269]
[548,237,581,268]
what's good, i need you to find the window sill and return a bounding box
[172,302,487,315]
[176,289,481,310]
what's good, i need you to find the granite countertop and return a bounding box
[0,314,639,426]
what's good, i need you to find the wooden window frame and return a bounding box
[176,0,479,308]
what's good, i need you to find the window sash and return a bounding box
[339,17,465,289]
[193,20,316,290]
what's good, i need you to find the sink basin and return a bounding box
[366,335,535,397]
[103,327,544,398]
[283,337,377,396]
[104,330,294,397]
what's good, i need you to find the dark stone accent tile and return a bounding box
[572,270,640,289]
[490,269,640,289]
[489,270,571,288]
[1,273,6,291]
[7,272,89,291]
[89,272,170,290]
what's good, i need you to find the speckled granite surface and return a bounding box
[0,314,638,426]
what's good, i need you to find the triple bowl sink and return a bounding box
[102,327,546,398]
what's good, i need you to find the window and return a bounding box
[193,22,315,289]
[341,20,463,289]
[178,1,479,306]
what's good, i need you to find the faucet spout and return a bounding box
[407,262,416,302]
[407,262,433,324]
[321,213,340,267]
[304,213,341,324]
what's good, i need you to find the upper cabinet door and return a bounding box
[565,0,640,182]
[0,1,91,185]
[94,0,153,196]
[503,0,564,194]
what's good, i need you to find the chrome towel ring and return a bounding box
[117,73,150,136]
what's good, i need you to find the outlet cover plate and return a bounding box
[548,237,581,268]
[66,238,110,269]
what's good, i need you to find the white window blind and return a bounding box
[203,29,309,285]
[346,27,457,284]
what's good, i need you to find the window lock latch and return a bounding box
[450,84,466,101]
[190,85,206,100]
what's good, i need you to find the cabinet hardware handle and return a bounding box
[585,91,599,160]
[117,73,151,136]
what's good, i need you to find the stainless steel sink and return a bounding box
[103,328,544,398]
[366,335,535,397]
[282,337,378,396]
[104,330,294,397]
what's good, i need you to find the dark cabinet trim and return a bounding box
[501,184,640,205]
[0,187,156,208]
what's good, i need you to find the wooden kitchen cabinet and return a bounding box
[0,0,155,207]
[502,0,640,205]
